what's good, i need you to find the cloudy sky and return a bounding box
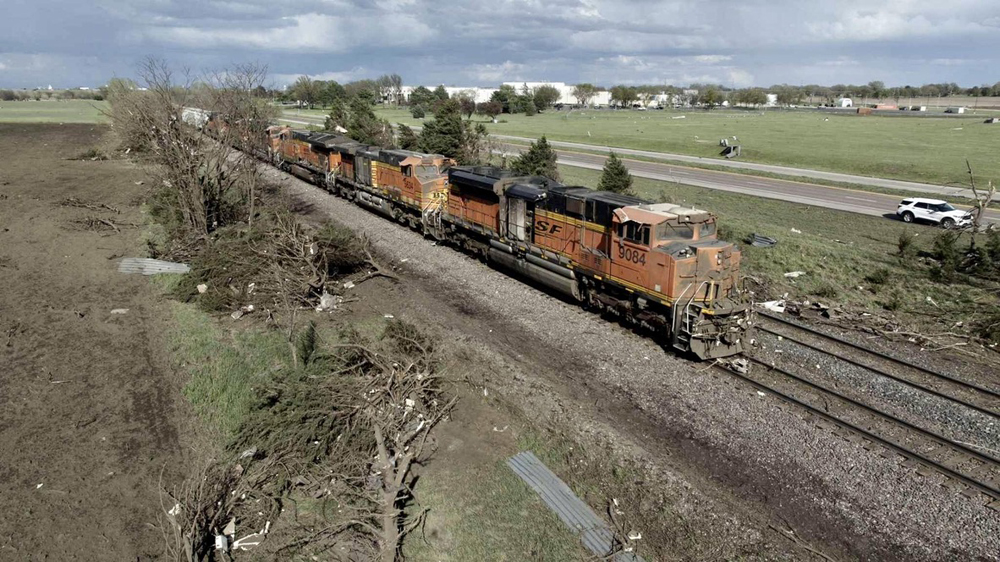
[2,0,999,89]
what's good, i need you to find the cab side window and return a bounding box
[402,166,412,178]
[617,222,649,245]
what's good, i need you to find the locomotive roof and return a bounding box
[616,202,712,225]
[307,132,353,148]
[449,166,559,194]
[549,185,648,207]
[379,149,445,165]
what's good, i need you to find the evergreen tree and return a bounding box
[510,136,559,181]
[433,85,449,101]
[397,124,419,151]
[597,152,634,196]
[348,95,395,147]
[418,99,463,159]
[325,98,348,130]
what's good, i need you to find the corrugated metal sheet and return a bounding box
[118,258,190,275]
[507,451,643,562]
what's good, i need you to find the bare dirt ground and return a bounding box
[0,124,192,560]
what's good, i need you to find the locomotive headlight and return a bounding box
[716,253,722,265]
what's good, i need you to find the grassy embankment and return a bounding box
[364,106,998,188]
[0,99,109,123]
[559,165,1000,340]
[157,285,587,560]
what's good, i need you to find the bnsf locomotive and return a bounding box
[208,115,752,359]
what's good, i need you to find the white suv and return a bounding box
[896,198,972,229]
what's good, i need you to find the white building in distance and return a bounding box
[401,82,613,107]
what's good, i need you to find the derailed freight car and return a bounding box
[198,116,751,360]
[439,166,751,359]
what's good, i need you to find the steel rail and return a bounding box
[718,359,1000,506]
[757,311,1000,399]
[755,324,1000,420]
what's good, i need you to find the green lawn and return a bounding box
[0,99,109,123]
[364,106,998,188]
[558,165,999,339]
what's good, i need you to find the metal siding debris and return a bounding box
[117,258,191,275]
[507,451,643,562]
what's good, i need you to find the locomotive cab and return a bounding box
[612,203,750,359]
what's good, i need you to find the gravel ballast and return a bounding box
[272,170,1000,561]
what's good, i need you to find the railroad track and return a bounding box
[756,311,1000,418]
[721,312,1000,511]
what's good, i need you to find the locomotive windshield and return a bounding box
[416,165,440,179]
[656,221,695,241]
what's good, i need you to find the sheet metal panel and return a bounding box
[118,258,191,275]
[507,451,644,562]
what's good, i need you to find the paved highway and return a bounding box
[278,114,997,224]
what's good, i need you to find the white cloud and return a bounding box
[272,67,369,86]
[144,12,434,52]
[0,62,7,71]
[466,61,525,83]
[694,55,732,64]
[727,69,754,88]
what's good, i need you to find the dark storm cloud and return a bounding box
[2,0,999,88]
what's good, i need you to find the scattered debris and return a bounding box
[383,314,394,319]
[110,308,129,315]
[196,283,208,294]
[316,290,341,312]
[233,521,270,551]
[231,304,255,320]
[730,358,750,374]
[60,197,120,214]
[671,115,686,119]
[118,257,190,275]
[214,535,228,552]
[748,233,777,247]
[790,228,802,234]
[167,503,181,517]
[760,300,786,313]
[783,271,806,278]
[223,519,236,536]
[342,280,355,290]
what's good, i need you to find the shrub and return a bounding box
[930,230,959,281]
[811,282,839,299]
[410,105,425,119]
[897,229,916,258]
[864,267,891,286]
[881,289,904,311]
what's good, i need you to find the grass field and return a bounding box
[0,99,109,123]
[356,106,1000,188]
[558,165,999,338]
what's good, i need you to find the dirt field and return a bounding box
[0,124,192,560]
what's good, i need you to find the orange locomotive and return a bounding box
[440,167,750,359]
[203,117,751,360]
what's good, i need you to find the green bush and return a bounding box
[897,229,916,258]
[881,289,904,311]
[811,282,839,299]
[864,267,891,286]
